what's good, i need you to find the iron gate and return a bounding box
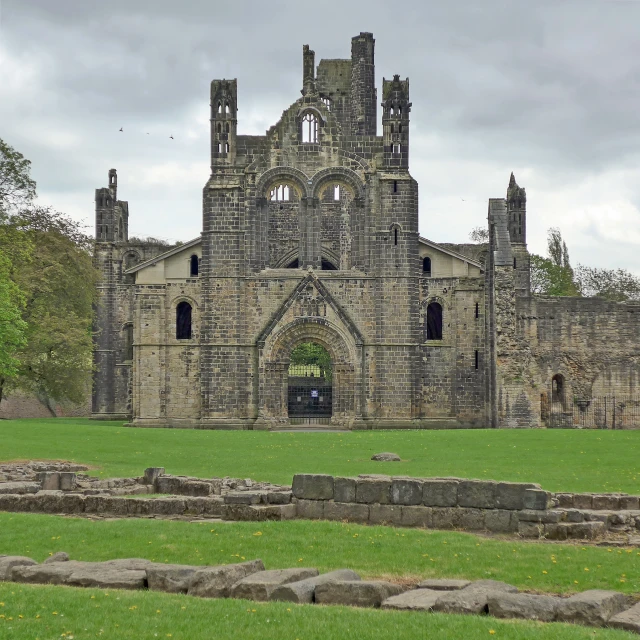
[287,377,332,420]
[546,395,640,429]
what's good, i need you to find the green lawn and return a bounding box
[1,583,636,640]
[1,418,640,493]
[1,514,638,595]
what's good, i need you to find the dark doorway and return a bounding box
[426,302,443,340]
[287,342,332,421]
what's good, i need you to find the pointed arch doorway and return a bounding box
[287,342,333,424]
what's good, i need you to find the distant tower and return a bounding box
[382,75,411,169]
[95,168,128,243]
[210,79,238,166]
[506,173,530,295]
[350,32,377,136]
[301,45,316,96]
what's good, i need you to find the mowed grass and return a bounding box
[1,583,637,640]
[1,418,640,493]
[1,513,639,595]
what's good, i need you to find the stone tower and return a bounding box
[506,173,530,296]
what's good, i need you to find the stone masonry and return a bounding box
[91,32,640,428]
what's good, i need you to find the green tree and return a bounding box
[468,226,489,243]
[575,265,640,302]
[290,342,333,381]
[0,138,37,214]
[530,228,579,297]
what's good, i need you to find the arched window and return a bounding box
[225,103,230,115]
[123,324,133,362]
[334,185,340,201]
[217,102,222,114]
[216,123,221,133]
[225,122,230,133]
[176,302,192,340]
[394,227,399,246]
[302,112,318,143]
[217,143,222,153]
[190,255,199,277]
[270,184,291,202]
[392,143,401,155]
[427,302,443,340]
[422,256,432,276]
[225,142,230,153]
[552,374,565,403]
[321,96,332,111]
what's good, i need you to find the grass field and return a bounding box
[1,418,640,493]
[1,582,636,640]
[2,418,640,639]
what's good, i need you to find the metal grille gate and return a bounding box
[287,376,332,424]
[546,395,640,429]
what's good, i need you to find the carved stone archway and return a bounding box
[258,319,360,427]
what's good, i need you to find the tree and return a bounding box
[290,342,333,381]
[547,227,572,269]
[468,226,489,243]
[575,265,640,302]
[0,138,37,215]
[529,228,580,297]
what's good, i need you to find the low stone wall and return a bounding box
[1,555,639,633]
[291,474,640,541]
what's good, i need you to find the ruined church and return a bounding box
[93,33,640,429]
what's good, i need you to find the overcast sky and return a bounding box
[2,0,640,271]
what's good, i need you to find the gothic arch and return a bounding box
[311,167,365,202]
[255,166,311,201]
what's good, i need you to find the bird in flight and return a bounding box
[169,135,174,140]
[119,127,123,132]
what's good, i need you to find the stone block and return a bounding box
[0,556,37,580]
[572,493,594,510]
[457,480,497,509]
[155,476,184,494]
[324,501,369,524]
[315,580,405,608]
[333,477,356,503]
[422,480,458,507]
[203,497,225,517]
[431,507,456,530]
[292,474,334,501]
[296,499,324,520]
[566,522,606,539]
[555,493,574,509]
[495,482,539,510]
[565,509,585,523]
[609,601,640,633]
[382,588,441,611]
[417,579,471,590]
[266,491,291,505]
[150,498,186,515]
[620,496,640,510]
[556,590,632,627]
[59,473,77,491]
[523,489,551,510]
[390,478,423,505]
[433,580,518,615]
[484,509,517,533]
[270,569,361,604]
[231,568,319,601]
[592,494,620,511]
[400,506,433,528]
[224,491,264,505]
[369,504,403,526]
[143,467,165,485]
[59,494,86,514]
[146,564,199,593]
[223,504,294,522]
[356,478,391,504]
[188,560,265,598]
[180,481,213,497]
[544,523,569,540]
[518,521,543,538]
[452,508,484,531]
[517,509,563,524]
[44,552,70,564]
[38,472,60,491]
[487,592,559,622]
[0,482,40,495]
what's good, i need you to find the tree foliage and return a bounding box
[290,342,333,381]
[468,226,489,243]
[575,265,640,302]
[0,138,37,215]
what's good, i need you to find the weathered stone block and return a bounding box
[609,601,640,633]
[544,523,569,540]
[572,493,594,510]
[224,492,264,505]
[484,509,517,533]
[150,498,186,515]
[356,478,391,504]
[0,482,40,495]
[270,569,361,604]
[180,481,213,497]
[457,481,497,509]
[400,506,432,528]
[295,499,324,520]
[382,588,441,611]
[556,590,632,627]
[431,507,456,530]
[38,472,60,491]
[517,509,563,524]
[565,509,585,523]
[433,580,518,614]
[592,494,620,511]
[333,477,356,503]
[266,491,291,505]
[231,568,319,601]
[44,552,70,564]
[495,482,539,510]
[620,495,640,510]
[390,478,423,505]
[155,476,184,494]
[59,473,77,491]
[518,521,543,538]
[422,480,458,507]
[143,467,165,485]
[292,474,334,501]
[488,592,559,621]
[0,556,37,580]
[369,504,402,526]
[417,579,471,590]
[566,522,606,539]
[188,560,265,598]
[324,501,369,524]
[146,564,199,593]
[555,493,574,509]
[522,489,551,510]
[452,507,484,531]
[315,580,405,608]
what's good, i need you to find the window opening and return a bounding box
[475,302,479,319]
[190,254,199,277]
[475,350,479,370]
[426,302,443,340]
[217,102,222,114]
[390,123,394,134]
[270,184,291,202]
[217,143,222,153]
[286,258,299,268]
[552,374,565,403]
[216,123,221,133]
[422,256,432,276]
[225,142,230,153]
[321,259,337,271]
[288,342,333,419]
[225,122,230,133]
[225,103,230,115]
[394,227,398,246]
[321,96,331,111]
[302,112,318,143]
[176,302,192,340]
[393,143,401,155]
[334,185,340,201]
[398,124,403,134]
[393,180,398,193]
[513,257,517,269]
[124,324,133,362]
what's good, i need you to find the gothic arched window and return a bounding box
[301,112,318,143]
[427,302,443,340]
[176,302,192,340]
[270,184,291,202]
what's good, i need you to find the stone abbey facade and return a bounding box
[93,33,640,429]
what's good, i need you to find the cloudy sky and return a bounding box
[1,0,639,271]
